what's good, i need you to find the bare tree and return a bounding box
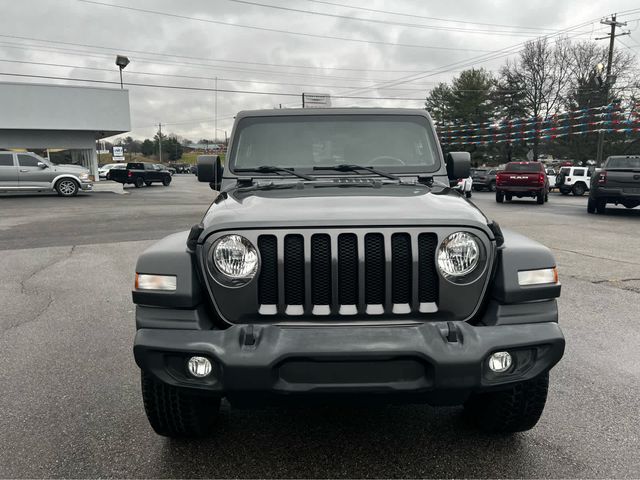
[500,37,573,159]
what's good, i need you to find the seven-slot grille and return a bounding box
[257,232,438,317]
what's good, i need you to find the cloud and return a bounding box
[0,0,636,140]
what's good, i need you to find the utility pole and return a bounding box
[214,77,218,145]
[158,122,162,163]
[595,14,629,165]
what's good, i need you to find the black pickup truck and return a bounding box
[588,155,640,214]
[108,162,172,188]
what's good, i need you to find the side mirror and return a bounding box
[446,152,470,180]
[37,161,48,169]
[197,155,223,191]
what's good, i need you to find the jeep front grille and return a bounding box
[257,231,438,316]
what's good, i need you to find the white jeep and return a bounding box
[555,166,592,196]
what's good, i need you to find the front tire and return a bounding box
[55,178,79,197]
[162,176,171,186]
[496,191,504,203]
[465,191,472,198]
[464,372,549,433]
[141,371,220,438]
[489,181,496,192]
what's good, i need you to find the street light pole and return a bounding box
[115,55,130,90]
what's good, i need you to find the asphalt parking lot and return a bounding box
[1,176,639,478]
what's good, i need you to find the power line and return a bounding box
[0,58,447,91]
[300,0,577,33]
[0,33,454,74]
[0,72,431,100]
[227,0,578,37]
[329,11,640,103]
[77,0,492,53]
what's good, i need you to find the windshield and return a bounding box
[229,115,440,174]
[606,157,640,169]
[505,163,541,172]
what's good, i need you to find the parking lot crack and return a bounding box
[19,245,76,295]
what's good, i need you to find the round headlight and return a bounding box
[212,235,258,284]
[437,232,480,278]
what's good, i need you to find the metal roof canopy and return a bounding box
[0,81,131,140]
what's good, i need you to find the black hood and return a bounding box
[201,183,491,233]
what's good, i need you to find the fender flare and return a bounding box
[51,174,83,189]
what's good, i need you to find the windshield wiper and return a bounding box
[234,166,315,181]
[313,164,399,180]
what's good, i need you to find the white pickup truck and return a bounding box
[555,166,593,196]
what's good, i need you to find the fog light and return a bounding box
[488,351,513,373]
[187,356,212,378]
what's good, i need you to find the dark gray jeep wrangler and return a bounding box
[133,108,564,437]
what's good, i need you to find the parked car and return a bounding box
[555,166,592,196]
[452,175,472,197]
[495,161,549,204]
[0,151,92,196]
[154,164,175,176]
[588,155,640,214]
[132,108,564,438]
[546,168,557,191]
[108,162,172,187]
[99,163,125,179]
[472,168,498,191]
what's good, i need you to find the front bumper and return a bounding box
[80,182,93,191]
[134,321,565,405]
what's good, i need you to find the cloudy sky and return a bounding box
[1,0,639,142]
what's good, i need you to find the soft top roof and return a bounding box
[234,107,433,120]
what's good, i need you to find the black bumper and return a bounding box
[134,321,565,405]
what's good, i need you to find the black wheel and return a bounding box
[505,194,512,202]
[496,191,504,203]
[596,199,607,214]
[544,193,549,202]
[536,192,544,204]
[134,177,144,188]
[55,178,79,197]
[489,181,496,192]
[587,197,596,214]
[465,191,472,198]
[145,181,152,186]
[141,371,220,438]
[572,183,586,196]
[162,176,171,186]
[464,372,549,433]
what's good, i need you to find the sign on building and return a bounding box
[302,93,331,108]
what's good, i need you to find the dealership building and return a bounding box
[0,82,131,180]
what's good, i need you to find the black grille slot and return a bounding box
[338,233,358,305]
[418,233,438,303]
[257,235,278,304]
[392,233,412,304]
[311,234,331,305]
[364,233,385,305]
[284,234,305,305]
